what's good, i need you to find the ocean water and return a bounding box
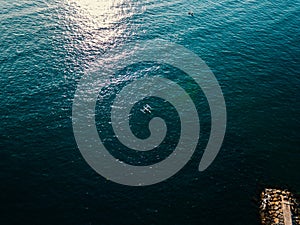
[0,0,299,224]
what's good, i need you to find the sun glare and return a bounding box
[63,0,137,54]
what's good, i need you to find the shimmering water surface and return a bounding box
[1,0,299,224]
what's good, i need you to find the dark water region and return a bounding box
[0,0,299,224]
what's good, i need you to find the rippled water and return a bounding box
[1,0,299,224]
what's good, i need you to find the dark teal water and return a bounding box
[1,0,299,224]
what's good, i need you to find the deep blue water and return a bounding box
[1,0,299,224]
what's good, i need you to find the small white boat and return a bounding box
[140,104,152,114]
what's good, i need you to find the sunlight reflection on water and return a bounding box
[64,0,140,51]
